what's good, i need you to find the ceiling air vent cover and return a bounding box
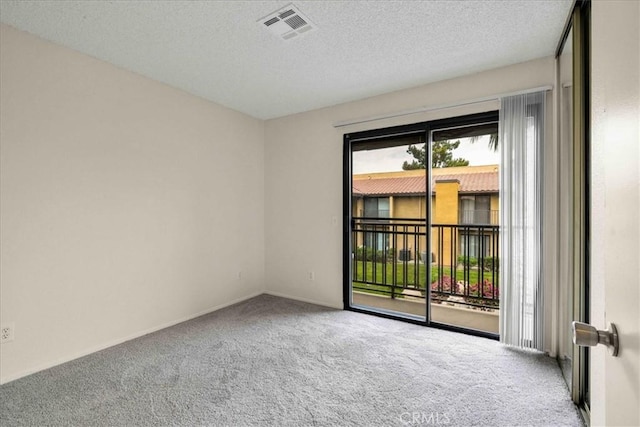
[259,3,316,40]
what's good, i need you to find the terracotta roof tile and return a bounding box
[353,171,498,196]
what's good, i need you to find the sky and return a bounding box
[352,135,499,174]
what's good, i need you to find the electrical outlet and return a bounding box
[237,271,243,281]
[309,271,315,281]
[1,323,15,343]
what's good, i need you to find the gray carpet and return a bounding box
[1,294,583,426]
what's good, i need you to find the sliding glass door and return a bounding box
[346,128,429,321]
[556,0,591,417]
[344,112,500,337]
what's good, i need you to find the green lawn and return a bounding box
[352,261,497,288]
[352,282,406,297]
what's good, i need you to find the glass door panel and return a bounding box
[349,135,428,321]
[428,121,500,335]
[558,25,574,391]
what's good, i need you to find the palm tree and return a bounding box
[470,133,499,151]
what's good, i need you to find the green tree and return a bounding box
[402,140,469,170]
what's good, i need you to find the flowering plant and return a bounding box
[430,276,499,308]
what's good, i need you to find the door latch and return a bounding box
[572,321,619,356]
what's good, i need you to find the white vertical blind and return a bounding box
[499,91,546,350]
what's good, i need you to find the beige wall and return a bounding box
[590,1,640,425]
[0,25,265,383]
[264,54,558,348]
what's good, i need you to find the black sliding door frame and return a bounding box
[343,111,499,339]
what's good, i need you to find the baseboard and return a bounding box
[0,291,263,385]
[263,290,343,310]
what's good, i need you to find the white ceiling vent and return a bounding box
[259,4,316,41]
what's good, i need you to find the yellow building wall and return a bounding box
[390,196,428,258]
[352,197,364,247]
[490,194,499,225]
[432,180,460,266]
[392,196,424,218]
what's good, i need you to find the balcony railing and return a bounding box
[459,210,499,225]
[351,217,499,310]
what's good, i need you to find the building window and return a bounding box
[460,233,490,258]
[364,197,390,218]
[459,195,493,224]
[362,197,390,250]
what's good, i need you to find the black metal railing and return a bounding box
[351,217,499,310]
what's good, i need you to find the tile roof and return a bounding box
[353,171,498,196]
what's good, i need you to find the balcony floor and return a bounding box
[353,291,499,334]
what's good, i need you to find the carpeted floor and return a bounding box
[0,295,583,426]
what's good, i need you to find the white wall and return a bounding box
[590,1,640,425]
[0,24,265,383]
[264,57,558,351]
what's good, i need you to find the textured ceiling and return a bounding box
[0,1,573,120]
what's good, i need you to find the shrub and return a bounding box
[481,256,499,271]
[458,256,499,271]
[354,247,396,263]
[457,255,478,268]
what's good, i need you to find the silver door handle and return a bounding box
[572,321,619,356]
